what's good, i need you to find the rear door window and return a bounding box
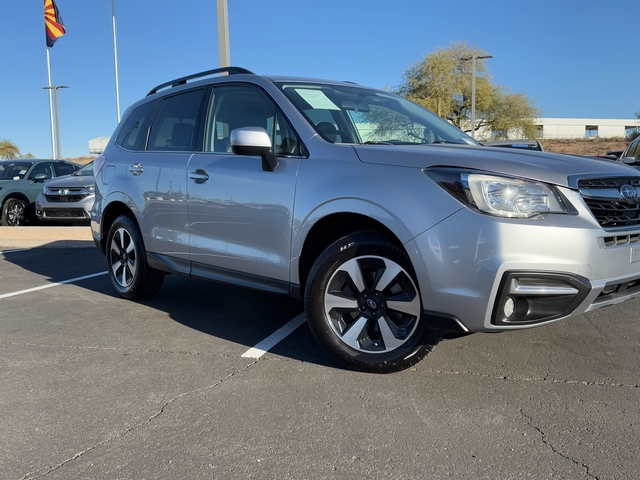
[147,89,205,151]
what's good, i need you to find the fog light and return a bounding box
[492,272,591,326]
[503,297,515,318]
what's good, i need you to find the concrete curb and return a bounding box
[0,226,95,250]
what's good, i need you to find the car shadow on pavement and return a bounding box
[0,244,338,369]
[135,273,338,369]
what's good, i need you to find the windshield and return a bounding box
[277,82,478,146]
[75,161,94,176]
[0,161,33,180]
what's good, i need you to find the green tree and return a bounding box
[0,139,34,159]
[485,88,541,139]
[0,139,21,159]
[397,42,540,138]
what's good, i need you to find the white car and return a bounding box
[36,162,94,223]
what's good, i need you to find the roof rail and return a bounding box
[147,66,254,96]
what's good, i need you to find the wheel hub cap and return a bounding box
[359,292,386,318]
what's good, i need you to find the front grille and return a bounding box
[593,276,640,306]
[43,208,87,218]
[45,192,87,203]
[578,177,640,228]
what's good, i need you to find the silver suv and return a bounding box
[91,67,640,373]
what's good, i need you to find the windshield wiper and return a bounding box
[363,141,394,145]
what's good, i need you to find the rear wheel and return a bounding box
[106,215,164,299]
[305,231,440,373]
[1,198,27,226]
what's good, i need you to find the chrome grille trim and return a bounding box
[578,177,640,228]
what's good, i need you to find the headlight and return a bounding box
[85,185,95,194]
[426,168,569,218]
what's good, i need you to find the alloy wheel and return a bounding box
[109,227,138,288]
[322,255,421,354]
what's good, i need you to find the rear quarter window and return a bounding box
[115,100,159,150]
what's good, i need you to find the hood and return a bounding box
[44,173,94,188]
[352,144,640,188]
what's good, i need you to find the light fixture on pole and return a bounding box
[463,54,493,139]
[42,85,69,159]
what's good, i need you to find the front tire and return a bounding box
[106,215,164,299]
[305,232,440,373]
[1,198,27,226]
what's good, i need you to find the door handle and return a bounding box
[129,163,143,176]
[189,169,209,183]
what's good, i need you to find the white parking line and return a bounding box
[2,268,306,358]
[242,313,307,359]
[0,271,108,300]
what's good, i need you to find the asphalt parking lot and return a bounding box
[1,230,639,479]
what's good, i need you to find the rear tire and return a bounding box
[305,231,440,373]
[106,215,164,299]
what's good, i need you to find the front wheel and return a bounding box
[305,232,440,373]
[1,198,28,226]
[106,215,164,299]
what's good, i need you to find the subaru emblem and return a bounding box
[366,298,378,309]
[619,185,638,202]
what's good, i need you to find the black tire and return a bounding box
[106,215,164,299]
[1,198,28,226]
[305,231,440,373]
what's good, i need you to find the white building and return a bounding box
[534,118,640,140]
[88,136,110,155]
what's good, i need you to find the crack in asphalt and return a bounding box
[0,339,223,358]
[6,342,636,479]
[519,409,599,480]
[17,359,259,480]
[4,341,638,389]
[425,368,639,389]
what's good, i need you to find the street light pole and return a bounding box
[111,0,121,123]
[464,54,493,139]
[217,0,230,68]
[42,85,69,159]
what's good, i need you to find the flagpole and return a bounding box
[45,47,56,159]
[111,0,121,123]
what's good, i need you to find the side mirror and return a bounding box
[621,156,638,165]
[32,173,49,182]
[230,127,279,172]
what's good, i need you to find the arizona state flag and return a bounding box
[45,0,66,48]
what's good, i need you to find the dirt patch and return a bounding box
[541,138,628,157]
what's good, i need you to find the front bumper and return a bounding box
[35,193,93,223]
[409,189,640,333]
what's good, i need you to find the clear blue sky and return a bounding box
[2,0,638,159]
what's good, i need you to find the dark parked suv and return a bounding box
[92,67,640,373]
